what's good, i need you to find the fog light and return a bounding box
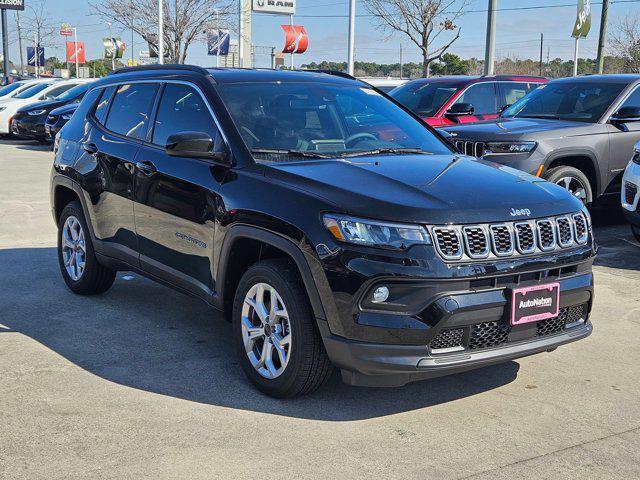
[372,286,390,303]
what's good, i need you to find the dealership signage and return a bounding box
[103,37,126,59]
[572,0,591,38]
[253,0,295,15]
[0,0,24,10]
[281,24,307,54]
[60,23,73,37]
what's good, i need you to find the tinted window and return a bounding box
[56,83,90,102]
[94,86,116,123]
[619,87,640,110]
[503,81,626,123]
[0,82,24,97]
[499,82,540,106]
[44,83,78,99]
[152,84,217,146]
[217,82,451,160]
[454,82,497,115]
[14,83,53,99]
[105,83,159,140]
[390,81,460,117]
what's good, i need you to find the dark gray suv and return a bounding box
[443,75,640,203]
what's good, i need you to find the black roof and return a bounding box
[105,64,364,86]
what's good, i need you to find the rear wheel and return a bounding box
[57,201,116,295]
[232,259,332,398]
[543,166,593,204]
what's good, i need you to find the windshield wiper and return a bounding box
[250,148,332,159]
[337,147,431,158]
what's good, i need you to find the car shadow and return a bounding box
[0,137,51,151]
[0,247,519,420]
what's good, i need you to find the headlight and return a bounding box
[28,109,47,116]
[61,113,73,120]
[323,214,432,249]
[485,141,537,155]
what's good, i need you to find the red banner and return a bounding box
[281,25,308,54]
[66,41,86,64]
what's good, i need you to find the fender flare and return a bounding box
[51,175,98,242]
[544,149,602,197]
[215,225,329,324]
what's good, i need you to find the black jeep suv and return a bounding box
[50,66,595,398]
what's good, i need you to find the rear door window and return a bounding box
[105,83,159,140]
[453,82,497,115]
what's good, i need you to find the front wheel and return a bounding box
[543,166,593,205]
[232,259,333,398]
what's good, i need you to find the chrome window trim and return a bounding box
[462,225,490,259]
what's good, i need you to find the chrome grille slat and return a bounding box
[452,138,485,158]
[431,213,590,262]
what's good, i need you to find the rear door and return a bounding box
[85,82,159,264]
[133,81,228,299]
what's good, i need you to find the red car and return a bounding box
[389,75,547,127]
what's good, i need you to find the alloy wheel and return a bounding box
[61,215,87,281]
[556,176,588,203]
[241,282,292,379]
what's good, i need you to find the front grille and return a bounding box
[430,212,589,262]
[556,217,574,247]
[514,222,536,253]
[463,226,489,258]
[625,182,638,205]
[489,225,513,256]
[430,328,464,350]
[454,140,485,158]
[450,304,589,352]
[469,321,510,349]
[433,228,462,260]
[536,219,556,251]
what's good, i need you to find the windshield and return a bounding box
[13,83,52,99]
[55,83,89,102]
[217,82,451,161]
[502,81,626,123]
[0,82,24,97]
[389,81,460,117]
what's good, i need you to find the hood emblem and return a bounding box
[510,208,531,217]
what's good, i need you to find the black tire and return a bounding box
[57,200,116,295]
[232,259,333,398]
[543,166,593,204]
[631,225,640,243]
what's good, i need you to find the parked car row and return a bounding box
[0,77,91,143]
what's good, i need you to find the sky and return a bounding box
[5,0,638,69]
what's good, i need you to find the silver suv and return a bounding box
[442,75,640,204]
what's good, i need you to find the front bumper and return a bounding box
[11,115,47,139]
[622,160,640,226]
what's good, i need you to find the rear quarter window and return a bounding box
[60,87,104,134]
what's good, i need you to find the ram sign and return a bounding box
[0,0,24,10]
[252,0,295,15]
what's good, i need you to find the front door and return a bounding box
[133,82,228,299]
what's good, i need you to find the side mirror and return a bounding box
[165,131,225,161]
[611,106,640,123]
[446,102,475,117]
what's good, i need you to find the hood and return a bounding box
[17,98,67,114]
[443,117,592,141]
[50,103,78,116]
[265,154,583,225]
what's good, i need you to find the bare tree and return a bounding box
[21,0,58,48]
[365,0,470,77]
[610,15,640,73]
[91,0,234,64]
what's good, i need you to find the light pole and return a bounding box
[347,0,355,76]
[158,0,164,64]
[73,27,79,78]
[483,0,496,75]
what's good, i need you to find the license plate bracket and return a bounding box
[510,282,560,326]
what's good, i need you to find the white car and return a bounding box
[0,78,59,100]
[359,77,408,93]
[622,141,640,242]
[0,79,87,135]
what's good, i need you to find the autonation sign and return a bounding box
[0,0,24,10]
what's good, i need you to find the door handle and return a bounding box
[82,143,98,155]
[135,160,157,175]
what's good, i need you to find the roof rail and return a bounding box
[109,64,210,76]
